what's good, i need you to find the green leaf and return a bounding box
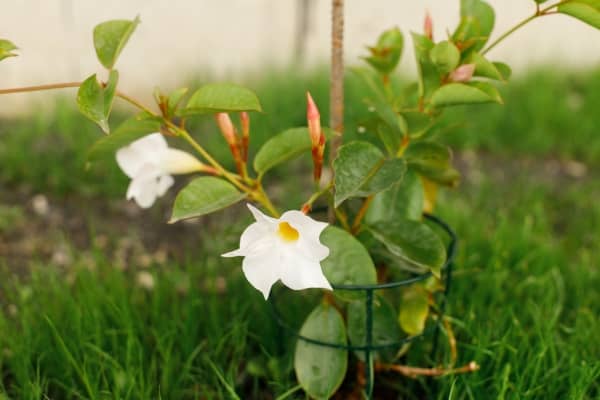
[558,0,600,30]
[468,52,508,81]
[320,226,377,301]
[170,177,246,223]
[366,169,424,224]
[87,114,161,163]
[493,62,512,81]
[93,16,140,69]
[181,83,262,116]
[347,295,402,361]
[77,71,119,133]
[0,39,18,62]
[430,82,503,107]
[404,141,460,187]
[411,33,439,100]
[454,0,495,52]
[333,141,406,207]
[364,27,404,75]
[398,286,430,335]
[167,87,189,114]
[429,41,460,74]
[294,304,347,400]
[253,127,333,177]
[367,219,446,277]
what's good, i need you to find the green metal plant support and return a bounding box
[270,213,457,399]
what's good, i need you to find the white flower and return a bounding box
[116,133,205,208]
[222,204,332,299]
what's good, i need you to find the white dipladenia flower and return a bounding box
[222,204,332,299]
[116,133,205,208]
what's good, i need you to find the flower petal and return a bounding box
[160,149,205,175]
[247,203,278,225]
[296,236,330,262]
[279,253,332,292]
[280,210,328,240]
[241,251,283,299]
[125,165,163,208]
[116,133,166,177]
[156,174,174,196]
[222,222,274,258]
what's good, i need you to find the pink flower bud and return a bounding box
[424,11,433,41]
[306,92,322,147]
[449,64,475,83]
[215,113,237,146]
[240,112,250,139]
[240,112,250,162]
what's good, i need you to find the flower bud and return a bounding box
[424,12,433,41]
[215,113,237,146]
[449,63,475,83]
[306,92,321,147]
[240,112,250,162]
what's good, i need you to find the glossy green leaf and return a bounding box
[429,41,460,74]
[493,62,512,81]
[347,295,402,361]
[430,82,503,107]
[253,127,333,177]
[181,83,262,116]
[320,226,377,301]
[468,52,507,81]
[167,87,189,115]
[93,16,140,69]
[295,304,347,400]
[367,219,446,277]
[77,71,119,133]
[364,27,404,74]
[333,141,406,207]
[170,177,246,223]
[87,114,161,163]
[405,141,460,187]
[366,169,424,224]
[558,0,600,29]
[454,0,495,52]
[398,286,430,335]
[412,33,439,100]
[0,39,18,62]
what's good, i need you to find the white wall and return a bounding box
[2,0,600,115]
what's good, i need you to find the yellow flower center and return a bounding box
[277,222,299,242]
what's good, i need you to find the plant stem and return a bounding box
[253,185,280,217]
[170,125,248,189]
[482,1,566,56]
[374,361,480,378]
[115,90,156,115]
[351,195,373,234]
[329,0,344,223]
[0,81,81,95]
[302,182,334,212]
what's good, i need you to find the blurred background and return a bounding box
[3,0,600,114]
[0,1,599,399]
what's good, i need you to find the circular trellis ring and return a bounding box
[269,213,457,399]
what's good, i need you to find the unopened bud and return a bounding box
[240,112,250,162]
[215,113,237,146]
[424,11,433,41]
[240,112,250,139]
[306,92,322,146]
[449,63,475,83]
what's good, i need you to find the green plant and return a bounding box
[1,0,599,398]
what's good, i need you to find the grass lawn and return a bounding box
[0,67,598,399]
